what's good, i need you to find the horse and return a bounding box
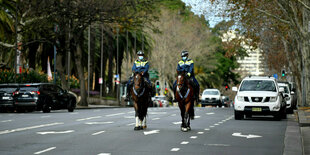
[131,72,149,130]
[175,71,195,132]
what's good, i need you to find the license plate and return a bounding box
[22,95,29,97]
[252,107,262,112]
[2,97,9,100]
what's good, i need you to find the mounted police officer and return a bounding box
[173,50,200,102]
[125,50,152,101]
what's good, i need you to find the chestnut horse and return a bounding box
[175,71,195,132]
[131,72,149,130]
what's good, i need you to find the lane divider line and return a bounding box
[34,147,56,154]
[92,131,105,136]
[0,122,64,135]
[76,116,101,121]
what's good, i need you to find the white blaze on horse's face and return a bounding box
[178,75,181,79]
[136,75,138,79]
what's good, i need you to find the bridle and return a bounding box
[133,73,145,97]
[177,74,190,99]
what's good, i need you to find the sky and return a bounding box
[181,0,229,28]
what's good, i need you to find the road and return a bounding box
[0,107,290,155]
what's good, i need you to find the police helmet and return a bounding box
[137,50,144,55]
[181,50,188,57]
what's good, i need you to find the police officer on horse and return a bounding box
[173,50,200,102]
[125,50,152,101]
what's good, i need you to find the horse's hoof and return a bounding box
[181,127,188,132]
[134,126,140,130]
[143,125,147,129]
[187,126,191,131]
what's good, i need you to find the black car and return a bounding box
[0,84,19,112]
[14,83,76,113]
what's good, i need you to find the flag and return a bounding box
[47,56,52,81]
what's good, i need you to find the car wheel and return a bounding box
[234,110,243,120]
[42,103,51,113]
[274,112,282,121]
[67,99,75,112]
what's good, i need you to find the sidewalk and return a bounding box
[297,107,310,155]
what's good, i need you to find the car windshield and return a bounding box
[19,87,38,91]
[203,91,219,95]
[240,80,276,92]
[279,86,289,93]
[0,87,18,93]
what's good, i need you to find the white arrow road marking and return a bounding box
[1,120,12,123]
[0,122,63,135]
[143,130,160,135]
[207,144,230,147]
[40,116,51,118]
[127,123,135,126]
[92,131,105,136]
[206,112,215,115]
[232,133,262,139]
[194,116,201,119]
[173,121,182,125]
[152,118,160,120]
[34,147,56,154]
[37,130,74,135]
[181,141,189,144]
[105,113,125,117]
[170,148,180,152]
[85,122,114,125]
[76,116,101,121]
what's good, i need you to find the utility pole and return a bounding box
[100,25,104,101]
[116,27,120,106]
[53,25,58,84]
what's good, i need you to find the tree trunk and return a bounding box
[56,54,69,90]
[107,48,114,96]
[75,44,88,106]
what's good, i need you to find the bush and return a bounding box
[0,69,48,83]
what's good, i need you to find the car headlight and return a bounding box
[270,96,277,102]
[237,96,244,101]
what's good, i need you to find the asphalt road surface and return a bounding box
[0,106,289,155]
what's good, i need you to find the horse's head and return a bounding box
[133,72,144,90]
[176,70,188,90]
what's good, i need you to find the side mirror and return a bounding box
[279,87,284,93]
[232,87,238,92]
[291,91,295,95]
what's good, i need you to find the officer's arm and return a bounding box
[177,64,181,71]
[143,62,149,73]
[189,61,194,73]
[132,63,136,73]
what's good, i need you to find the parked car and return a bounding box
[0,84,19,112]
[14,83,76,113]
[278,82,293,114]
[152,95,169,107]
[233,76,287,120]
[200,89,222,107]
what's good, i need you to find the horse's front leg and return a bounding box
[142,116,147,129]
[185,102,192,131]
[179,102,187,132]
[134,102,140,130]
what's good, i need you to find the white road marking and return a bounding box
[93,110,101,112]
[214,123,219,126]
[190,136,197,139]
[171,114,177,116]
[144,130,160,135]
[98,153,111,155]
[76,116,101,121]
[149,112,167,115]
[204,128,210,131]
[170,148,180,152]
[194,116,201,119]
[34,147,56,154]
[218,121,223,124]
[40,116,50,118]
[207,144,230,147]
[85,122,114,125]
[152,118,160,120]
[1,120,12,123]
[124,116,135,119]
[210,126,215,128]
[127,111,135,114]
[197,132,204,134]
[92,131,105,136]
[127,123,135,126]
[232,132,262,139]
[0,122,63,135]
[105,113,125,117]
[37,130,74,135]
[206,112,215,115]
[181,141,189,144]
[70,112,79,115]
[173,121,182,125]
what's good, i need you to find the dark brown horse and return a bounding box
[175,71,194,132]
[131,72,149,130]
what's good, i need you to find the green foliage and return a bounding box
[0,69,48,83]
